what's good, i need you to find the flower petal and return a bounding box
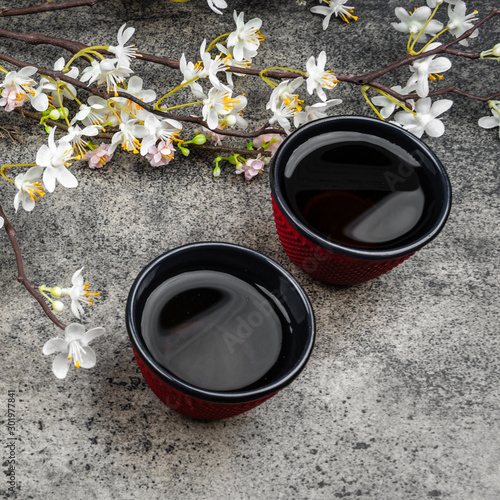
[81,327,105,346]
[65,323,86,342]
[431,99,453,117]
[79,345,97,369]
[52,353,71,379]
[425,118,445,137]
[478,116,499,129]
[42,168,56,193]
[43,337,68,355]
[54,166,78,189]
[36,144,52,168]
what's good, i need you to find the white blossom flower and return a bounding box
[179,53,206,99]
[59,267,100,319]
[391,6,444,40]
[407,43,452,98]
[222,93,248,128]
[0,66,37,111]
[115,75,156,120]
[140,114,182,155]
[269,101,297,135]
[207,0,228,15]
[108,24,137,69]
[72,97,107,127]
[447,1,479,46]
[29,84,50,112]
[305,51,338,102]
[266,78,304,112]
[216,43,251,87]
[13,166,45,212]
[202,88,245,130]
[198,40,230,91]
[36,127,76,193]
[478,105,500,136]
[37,57,79,106]
[372,84,416,119]
[60,125,100,159]
[311,0,358,30]
[0,216,3,229]
[81,58,132,94]
[43,323,105,379]
[80,59,101,86]
[227,11,264,61]
[294,99,343,128]
[109,117,147,154]
[393,97,453,138]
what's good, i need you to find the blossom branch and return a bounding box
[0,203,66,330]
[0,51,286,138]
[0,4,498,113]
[0,0,107,17]
[14,108,114,139]
[349,7,500,85]
[11,108,271,156]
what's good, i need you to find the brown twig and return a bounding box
[0,0,107,17]
[0,125,24,144]
[0,203,66,330]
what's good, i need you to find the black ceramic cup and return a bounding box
[126,242,315,420]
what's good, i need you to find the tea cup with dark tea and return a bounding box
[126,242,315,420]
[270,116,452,285]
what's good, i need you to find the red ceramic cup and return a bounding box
[126,242,315,420]
[270,116,452,285]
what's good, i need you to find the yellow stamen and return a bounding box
[429,73,444,81]
[75,360,80,369]
[27,182,45,201]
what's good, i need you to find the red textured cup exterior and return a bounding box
[126,242,315,420]
[272,196,415,285]
[270,116,452,285]
[132,348,276,420]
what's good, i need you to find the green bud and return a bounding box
[192,134,207,145]
[179,146,190,157]
[213,165,221,177]
[246,141,254,150]
[49,109,61,120]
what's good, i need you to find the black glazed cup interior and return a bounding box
[270,116,452,260]
[126,242,315,404]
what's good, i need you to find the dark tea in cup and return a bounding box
[270,116,452,284]
[126,242,315,420]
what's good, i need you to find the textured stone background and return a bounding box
[0,0,499,499]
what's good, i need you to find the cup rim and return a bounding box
[126,242,316,404]
[270,115,452,260]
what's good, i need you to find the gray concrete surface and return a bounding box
[0,0,499,498]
